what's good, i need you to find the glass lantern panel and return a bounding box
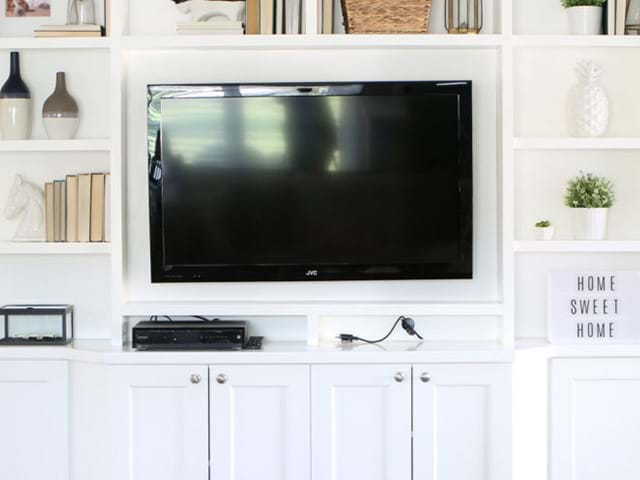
[7,315,62,339]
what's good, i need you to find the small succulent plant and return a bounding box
[561,0,605,7]
[535,220,552,228]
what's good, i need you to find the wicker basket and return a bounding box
[340,0,431,34]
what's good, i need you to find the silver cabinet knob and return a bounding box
[190,374,202,384]
[394,372,405,383]
[216,374,228,385]
[420,372,431,383]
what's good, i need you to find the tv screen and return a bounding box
[148,82,472,282]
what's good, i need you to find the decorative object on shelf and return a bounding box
[0,304,73,346]
[5,0,51,17]
[0,51,31,141]
[34,24,102,37]
[548,271,640,344]
[67,0,96,25]
[565,172,614,241]
[173,0,246,23]
[3,175,45,242]
[445,0,483,34]
[42,72,79,140]
[340,0,431,34]
[561,0,604,34]
[535,220,555,241]
[569,60,608,137]
[626,0,640,33]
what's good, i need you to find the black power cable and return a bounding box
[337,315,423,344]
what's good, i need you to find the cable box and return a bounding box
[132,320,247,351]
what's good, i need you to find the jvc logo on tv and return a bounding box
[305,270,319,277]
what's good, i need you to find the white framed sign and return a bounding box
[548,271,640,344]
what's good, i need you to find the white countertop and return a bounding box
[0,340,515,364]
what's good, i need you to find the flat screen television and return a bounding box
[147,81,472,283]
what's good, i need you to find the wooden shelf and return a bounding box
[0,242,112,255]
[0,139,111,152]
[513,35,640,48]
[513,241,640,253]
[122,34,505,51]
[122,301,505,317]
[0,37,111,50]
[513,137,640,150]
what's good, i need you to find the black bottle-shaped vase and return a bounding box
[0,51,31,140]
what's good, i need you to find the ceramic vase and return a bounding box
[571,208,608,240]
[0,51,31,140]
[43,72,79,140]
[567,6,603,35]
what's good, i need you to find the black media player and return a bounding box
[132,320,247,351]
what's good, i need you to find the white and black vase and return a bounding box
[43,72,79,140]
[0,51,31,140]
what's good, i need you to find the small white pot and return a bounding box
[535,226,555,241]
[571,208,608,240]
[567,6,603,35]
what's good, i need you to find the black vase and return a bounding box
[0,51,32,140]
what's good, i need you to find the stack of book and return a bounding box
[177,21,244,35]
[253,0,303,34]
[34,24,103,38]
[44,173,111,243]
[605,0,633,35]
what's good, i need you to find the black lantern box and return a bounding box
[0,305,74,346]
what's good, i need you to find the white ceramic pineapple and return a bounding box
[570,60,609,137]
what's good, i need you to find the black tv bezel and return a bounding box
[147,81,473,283]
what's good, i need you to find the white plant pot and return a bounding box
[571,208,608,240]
[535,226,555,241]
[567,6,603,35]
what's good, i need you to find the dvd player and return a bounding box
[132,320,247,351]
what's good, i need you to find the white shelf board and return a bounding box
[0,37,111,50]
[0,139,111,152]
[122,301,505,317]
[513,137,640,150]
[513,35,640,48]
[122,34,504,51]
[513,241,640,253]
[0,242,111,255]
[516,338,640,358]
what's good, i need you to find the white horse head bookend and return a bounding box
[174,0,246,23]
[3,175,45,242]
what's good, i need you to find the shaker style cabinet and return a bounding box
[0,360,69,480]
[551,358,640,480]
[311,364,414,480]
[209,365,311,480]
[413,364,512,480]
[311,363,511,480]
[110,365,210,480]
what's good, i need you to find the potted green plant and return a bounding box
[561,0,605,35]
[535,220,555,241]
[565,172,614,240]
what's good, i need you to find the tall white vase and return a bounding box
[567,6,603,35]
[571,208,609,240]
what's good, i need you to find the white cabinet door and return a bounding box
[311,364,412,480]
[0,360,68,480]
[111,365,209,480]
[413,364,512,480]
[210,364,310,480]
[551,358,640,480]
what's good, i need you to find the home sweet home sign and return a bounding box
[548,271,640,343]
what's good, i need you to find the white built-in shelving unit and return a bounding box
[1,0,638,348]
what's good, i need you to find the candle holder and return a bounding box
[0,305,73,346]
[445,0,483,34]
